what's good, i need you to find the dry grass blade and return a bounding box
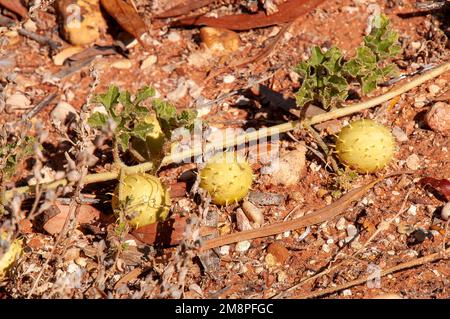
[0,0,28,18]
[201,175,390,251]
[114,268,142,290]
[100,0,149,50]
[297,247,450,299]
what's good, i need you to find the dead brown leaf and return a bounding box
[43,204,101,235]
[173,0,325,30]
[131,215,216,246]
[0,0,28,19]
[155,0,215,18]
[100,0,149,50]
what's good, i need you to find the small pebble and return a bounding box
[342,289,352,296]
[441,202,450,221]
[392,126,408,142]
[407,205,417,216]
[277,271,287,283]
[405,154,420,170]
[235,241,251,252]
[167,31,181,42]
[219,245,230,255]
[425,102,450,136]
[23,19,38,32]
[200,27,240,55]
[346,224,358,238]
[5,92,31,111]
[269,145,307,186]
[241,200,264,226]
[410,41,421,50]
[111,59,132,69]
[336,217,347,230]
[51,101,77,123]
[75,257,87,267]
[235,208,252,231]
[322,244,330,253]
[223,75,235,84]
[350,240,362,250]
[248,191,284,206]
[140,55,157,70]
[265,253,277,267]
[428,84,441,95]
[414,96,427,108]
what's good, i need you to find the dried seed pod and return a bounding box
[199,152,253,205]
[112,174,171,228]
[335,119,396,173]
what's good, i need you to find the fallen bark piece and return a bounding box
[43,204,101,235]
[131,215,216,246]
[100,0,149,50]
[173,0,325,30]
[155,0,215,18]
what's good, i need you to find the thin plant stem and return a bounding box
[4,61,450,200]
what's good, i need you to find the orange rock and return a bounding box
[199,27,240,56]
[267,242,289,264]
[19,219,33,234]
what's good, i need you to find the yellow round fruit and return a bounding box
[130,114,165,162]
[199,152,253,205]
[0,232,23,280]
[335,119,396,173]
[112,174,171,228]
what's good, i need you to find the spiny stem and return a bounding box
[4,61,450,200]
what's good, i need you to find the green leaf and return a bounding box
[343,59,361,77]
[87,112,109,128]
[131,122,154,141]
[294,61,309,77]
[322,47,344,73]
[153,99,177,123]
[310,46,325,66]
[135,86,155,105]
[117,132,131,150]
[178,109,197,125]
[361,74,378,94]
[118,90,134,114]
[356,46,377,66]
[380,64,397,77]
[99,85,119,109]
